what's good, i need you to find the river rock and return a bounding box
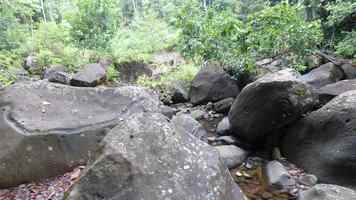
[299,62,344,88]
[0,81,161,188]
[317,79,356,104]
[213,98,234,114]
[265,161,295,190]
[215,145,248,169]
[66,113,246,200]
[229,69,318,145]
[70,63,107,87]
[189,66,239,105]
[282,90,356,189]
[298,184,356,200]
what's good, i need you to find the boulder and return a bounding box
[70,64,107,87]
[214,98,235,114]
[116,61,152,83]
[229,69,318,145]
[169,81,189,104]
[316,79,356,104]
[0,81,161,188]
[282,91,356,189]
[171,114,208,142]
[23,55,40,74]
[215,145,248,169]
[66,113,246,200]
[298,184,356,200]
[48,71,71,85]
[42,64,67,79]
[299,62,344,88]
[340,63,356,79]
[189,67,239,105]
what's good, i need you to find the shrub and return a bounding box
[15,22,91,73]
[247,2,323,66]
[137,64,199,103]
[0,51,22,86]
[110,13,178,63]
[66,0,120,50]
[335,31,356,60]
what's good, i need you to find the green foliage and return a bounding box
[0,51,22,86]
[326,1,355,27]
[175,1,323,76]
[247,2,323,64]
[106,65,119,82]
[17,22,89,73]
[66,0,120,50]
[137,64,199,102]
[335,31,356,60]
[110,14,178,63]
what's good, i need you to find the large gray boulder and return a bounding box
[70,63,107,87]
[299,62,344,89]
[317,79,356,104]
[0,81,161,188]
[66,113,246,200]
[298,184,356,200]
[282,90,356,189]
[229,69,318,145]
[189,67,239,105]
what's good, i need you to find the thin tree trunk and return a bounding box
[40,0,47,22]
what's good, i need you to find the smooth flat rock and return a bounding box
[0,80,161,188]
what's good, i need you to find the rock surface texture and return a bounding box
[66,113,246,200]
[229,69,318,145]
[283,90,356,189]
[0,81,161,188]
[298,184,356,200]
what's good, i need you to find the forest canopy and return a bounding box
[0,0,355,86]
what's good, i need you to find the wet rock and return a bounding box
[0,81,161,188]
[213,97,235,114]
[216,117,231,136]
[265,161,295,191]
[229,69,318,145]
[66,113,246,200]
[298,184,356,200]
[316,79,356,104]
[70,64,107,87]
[189,66,239,105]
[171,114,208,142]
[215,145,248,169]
[298,174,318,187]
[299,62,344,88]
[282,90,356,189]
